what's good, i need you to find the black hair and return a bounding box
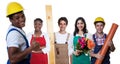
[34,18,43,23]
[58,17,68,26]
[73,17,88,36]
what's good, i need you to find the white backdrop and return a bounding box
[0,0,120,64]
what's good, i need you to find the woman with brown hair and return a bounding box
[54,17,71,64]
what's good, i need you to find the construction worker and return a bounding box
[90,17,115,64]
[6,2,40,64]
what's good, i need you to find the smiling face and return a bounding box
[34,20,42,32]
[77,20,85,31]
[10,11,26,29]
[59,20,67,31]
[95,22,104,34]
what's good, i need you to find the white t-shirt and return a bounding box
[6,25,27,51]
[54,32,70,44]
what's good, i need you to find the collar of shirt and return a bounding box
[8,25,26,36]
[94,33,106,45]
[94,32,105,39]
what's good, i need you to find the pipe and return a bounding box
[95,23,119,64]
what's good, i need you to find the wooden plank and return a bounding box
[46,5,55,64]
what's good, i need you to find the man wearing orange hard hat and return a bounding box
[6,2,40,64]
[90,17,115,64]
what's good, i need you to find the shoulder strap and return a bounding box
[93,34,97,44]
[104,34,107,38]
[84,34,87,38]
[6,28,29,48]
[66,33,70,43]
[54,32,56,44]
[6,28,30,64]
[66,33,70,42]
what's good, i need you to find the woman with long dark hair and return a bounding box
[69,17,93,64]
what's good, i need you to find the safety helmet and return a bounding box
[6,2,24,17]
[94,17,105,25]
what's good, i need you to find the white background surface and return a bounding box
[0,0,120,64]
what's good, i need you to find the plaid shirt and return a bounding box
[94,33,106,45]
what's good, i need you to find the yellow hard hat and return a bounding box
[6,2,24,17]
[94,17,105,25]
